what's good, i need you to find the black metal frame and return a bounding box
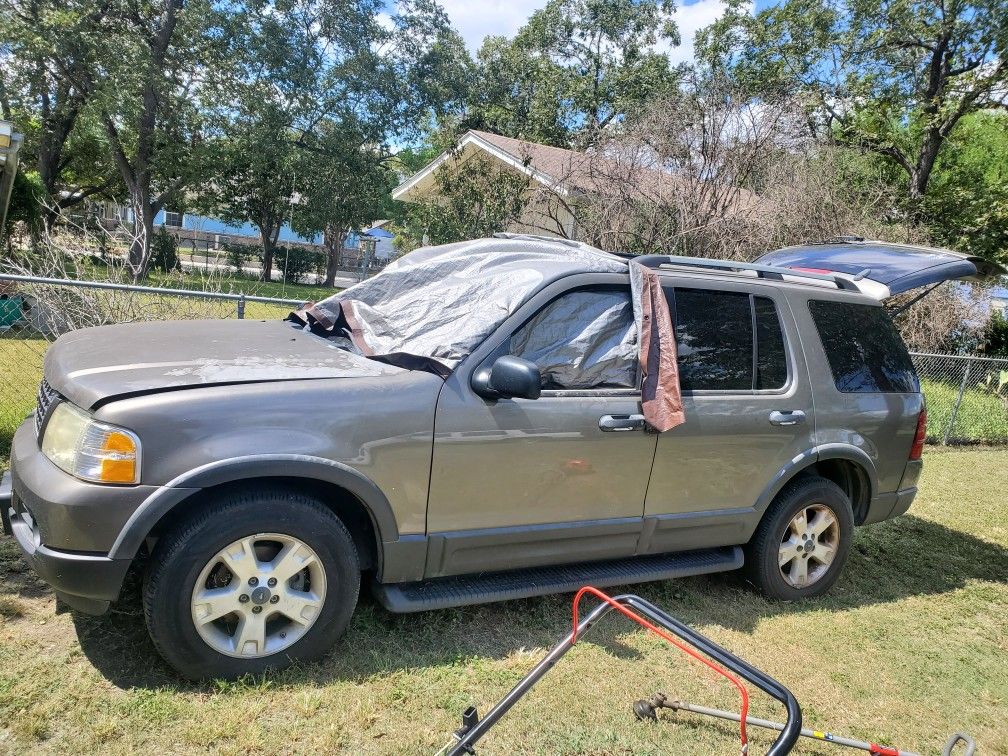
[443,593,802,756]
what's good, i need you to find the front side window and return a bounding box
[666,288,788,392]
[808,300,919,393]
[510,287,638,390]
[163,209,184,228]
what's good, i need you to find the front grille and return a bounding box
[35,378,57,436]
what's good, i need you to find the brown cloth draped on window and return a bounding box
[629,261,685,432]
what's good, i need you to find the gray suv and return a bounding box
[2,236,1002,679]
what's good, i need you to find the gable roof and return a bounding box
[393,129,647,202]
[392,130,575,202]
[392,129,762,214]
[466,130,594,186]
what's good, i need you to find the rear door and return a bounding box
[641,278,814,554]
[755,240,1006,298]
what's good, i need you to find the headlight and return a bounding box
[42,403,141,485]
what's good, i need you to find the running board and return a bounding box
[372,547,743,613]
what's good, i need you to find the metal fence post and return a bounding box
[942,361,971,445]
[237,294,245,319]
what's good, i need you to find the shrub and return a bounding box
[3,169,46,240]
[277,245,322,284]
[151,227,179,272]
[986,311,1008,357]
[222,241,256,274]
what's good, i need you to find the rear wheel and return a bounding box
[744,476,853,601]
[144,487,360,679]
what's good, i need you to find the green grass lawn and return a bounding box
[144,269,335,304]
[0,334,46,458]
[0,448,1005,754]
[921,378,1008,443]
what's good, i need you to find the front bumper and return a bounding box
[10,419,158,552]
[1,470,12,536]
[6,418,152,614]
[8,497,131,614]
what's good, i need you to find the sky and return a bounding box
[435,0,764,65]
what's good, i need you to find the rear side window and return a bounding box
[808,300,919,393]
[755,297,787,390]
[669,289,788,392]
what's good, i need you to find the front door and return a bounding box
[426,280,657,578]
[641,280,815,554]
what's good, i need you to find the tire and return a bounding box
[744,475,854,601]
[143,486,360,680]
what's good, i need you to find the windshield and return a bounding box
[290,237,627,372]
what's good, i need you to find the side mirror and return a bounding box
[472,355,542,400]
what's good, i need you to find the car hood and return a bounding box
[44,319,405,409]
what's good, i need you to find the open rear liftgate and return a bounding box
[437,588,975,756]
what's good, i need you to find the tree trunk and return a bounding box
[258,220,282,282]
[37,143,64,234]
[909,132,941,207]
[260,231,275,283]
[128,186,154,281]
[322,226,346,287]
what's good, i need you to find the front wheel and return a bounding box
[744,476,854,601]
[143,487,360,680]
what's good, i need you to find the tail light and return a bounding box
[910,407,927,460]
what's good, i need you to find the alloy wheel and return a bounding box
[777,504,840,589]
[190,533,327,658]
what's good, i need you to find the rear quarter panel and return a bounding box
[789,288,922,494]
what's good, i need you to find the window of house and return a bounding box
[509,286,638,390]
[808,300,919,393]
[666,288,789,392]
[163,209,184,228]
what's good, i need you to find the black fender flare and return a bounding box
[108,455,399,560]
[752,444,878,521]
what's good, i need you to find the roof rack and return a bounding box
[634,254,863,293]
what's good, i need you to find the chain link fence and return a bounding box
[1,274,306,458]
[911,353,1008,445]
[3,275,1008,459]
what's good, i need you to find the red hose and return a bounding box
[572,586,750,751]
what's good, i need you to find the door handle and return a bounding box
[599,414,646,432]
[769,410,806,426]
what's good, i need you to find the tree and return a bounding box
[198,0,326,283]
[395,153,536,248]
[293,127,394,287]
[206,107,307,283]
[922,111,1008,263]
[0,0,118,226]
[700,0,1008,209]
[2,168,46,253]
[985,310,1008,357]
[568,72,914,259]
[93,0,224,279]
[465,35,570,147]
[466,0,681,147]
[204,0,467,284]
